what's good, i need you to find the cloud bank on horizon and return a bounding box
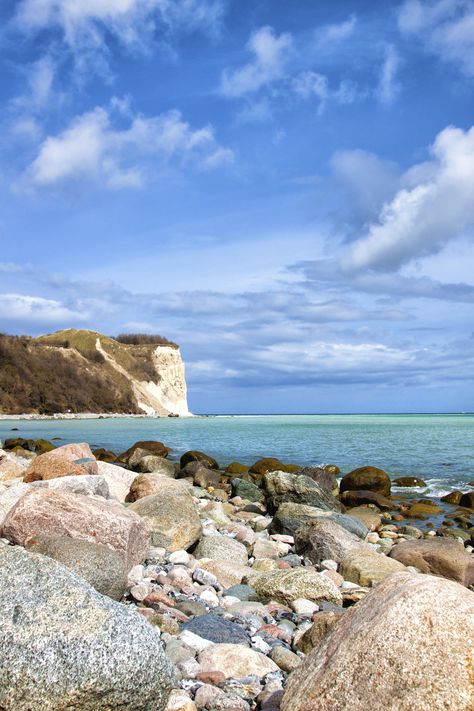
[0,0,473,413]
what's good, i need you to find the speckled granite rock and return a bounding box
[25,534,127,600]
[282,572,474,711]
[0,544,175,710]
[194,534,248,565]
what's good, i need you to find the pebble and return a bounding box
[290,598,319,615]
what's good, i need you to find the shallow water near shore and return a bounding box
[1,413,473,498]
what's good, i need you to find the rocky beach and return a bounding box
[0,436,473,710]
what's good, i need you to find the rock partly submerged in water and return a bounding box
[340,466,392,497]
[282,571,474,711]
[0,544,175,711]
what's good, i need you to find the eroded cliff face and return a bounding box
[97,339,190,416]
[0,330,191,416]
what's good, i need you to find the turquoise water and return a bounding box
[1,414,473,497]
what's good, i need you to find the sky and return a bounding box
[0,0,473,414]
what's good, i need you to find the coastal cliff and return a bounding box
[0,329,191,416]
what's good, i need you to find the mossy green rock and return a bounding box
[340,466,391,497]
[179,450,219,470]
[231,478,264,503]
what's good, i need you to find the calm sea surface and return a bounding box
[1,414,473,497]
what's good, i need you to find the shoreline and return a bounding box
[0,413,197,420]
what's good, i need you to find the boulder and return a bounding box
[127,472,181,502]
[340,490,395,510]
[92,448,117,463]
[198,644,278,679]
[179,450,218,470]
[389,538,474,586]
[118,440,171,465]
[178,461,221,488]
[270,503,364,537]
[393,476,426,487]
[0,545,174,710]
[263,471,341,514]
[340,549,407,587]
[459,491,474,509]
[249,458,299,476]
[294,519,372,565]
[137,455,176,477]
[344,505,382,531]
[402,501,442,518]
[2,488,150,571]
[194,534,248,565]
[0,450,29,482]
[282,572,474,711]
[129,481,201,552]
[25,534,127,600]
[296,466,339,495]
[225,462,250,475]
[340,466,391,497]
[441,491,463,505]
[197,560,252,588]
[251,568,342,606]
[23,443,98,483]
[0,482,30,526]
[33,474,109,498]
[231,478,265,503]
[97,461,136,502]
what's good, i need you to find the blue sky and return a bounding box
[0,0,473,413]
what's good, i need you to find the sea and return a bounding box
[1,413,473,499]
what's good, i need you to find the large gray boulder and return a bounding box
[294,518,372,565]
[282,572,474,711]
[0,545,175,710]
[25,534,127,600]
[250,568,342,606]
[270,503,366,538]
[33,474,110,498]
[263,471,341,514]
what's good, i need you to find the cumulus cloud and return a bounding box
[343,124,474,271]
[26,102,233,189]
[398,0,474,76]
[220,26,292,98]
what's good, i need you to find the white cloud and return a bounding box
[14,0,225,80]
[317,15,357,43]
[377,44,401,105]
[343,124,474,271]
[292,70,360,114]
[27,102,233,189]
[220,26,293,98]
[399,0,474,76]
[0,294,86,323]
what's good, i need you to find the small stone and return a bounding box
[291,598,319,615]
[270,646,302,673]
[198,644,279,679]
[320,559,338,571]
[179,629,213,652]
[199,588,220,607]
[130,582,152,602]
[195,670,226,685]
[169,550,191,565]
[165,689,197,711]
[181,614,250,646]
